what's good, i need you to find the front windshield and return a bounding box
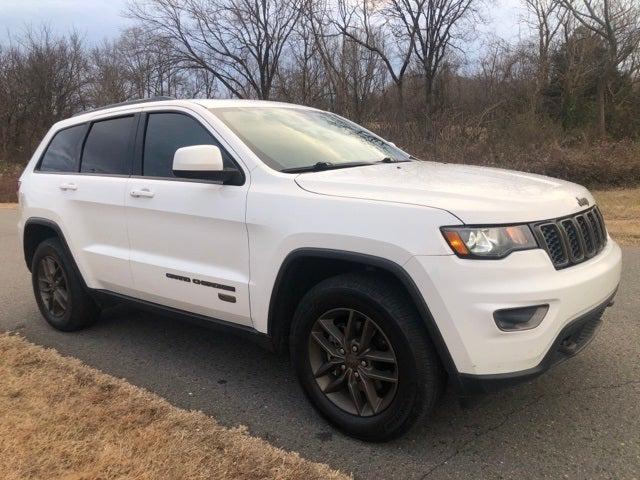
[209,107,410,172]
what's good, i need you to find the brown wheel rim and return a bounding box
[37,256,69,318]
[308,308,398,417]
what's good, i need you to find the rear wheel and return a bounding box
[31,238,100,331]
[290,273,444,441]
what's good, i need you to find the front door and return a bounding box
[125,111,251,325]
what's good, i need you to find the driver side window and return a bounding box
[142,112,232,178]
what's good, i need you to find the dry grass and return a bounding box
[391,127,640,189]
[0,333,350,480]
[594,188,640,247]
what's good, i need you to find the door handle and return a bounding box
[59,183,77,191]
[130,188,155,198]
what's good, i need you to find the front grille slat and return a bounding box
[586,211,602,250]
[538,223,568,267]
[576,215,596,256]
[560,219,584,262]
[594,207,608,244]
[586,213,596,246]
[533,206,607,270]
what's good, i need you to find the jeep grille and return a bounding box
[532,206,608,269]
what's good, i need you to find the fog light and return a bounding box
[493,305,549,331]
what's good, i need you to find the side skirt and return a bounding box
[91,289,275,352]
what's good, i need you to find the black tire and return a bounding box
[290,272,444,441]
[31,237,100,331]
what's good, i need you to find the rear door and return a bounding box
[28,114,136,293]
[71,114,137,292]
[125,109,252,325]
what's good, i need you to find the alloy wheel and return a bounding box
[37,256,69,318]
[308,308,398,417]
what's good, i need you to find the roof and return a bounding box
[191,98,308,110]
[58,98,313,130]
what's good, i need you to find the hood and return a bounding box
[294,161,594,224]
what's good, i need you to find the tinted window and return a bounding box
[143,113,228,178]
[81,116,134,174]
[39,124,87,172]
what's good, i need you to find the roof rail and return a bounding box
[73,96,175,117]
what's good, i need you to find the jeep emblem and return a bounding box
[576,197,589,207]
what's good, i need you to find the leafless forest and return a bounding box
[1,0,639,195]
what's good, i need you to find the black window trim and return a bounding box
[34,122,90,173]
[78,113,139,177]
[132,109,246,186]
[34,109,246,185]
[34,113,140,178]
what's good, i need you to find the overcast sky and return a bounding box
[1,0,133,43]
[1,0,528,47]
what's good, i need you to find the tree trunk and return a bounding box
[533,52,548,115]
[395,82,406,127]
[596,76,606,138]
[424,74,435,141]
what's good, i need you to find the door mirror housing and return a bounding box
[172,145,242,184]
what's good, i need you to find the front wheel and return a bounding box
[290,273,444,441]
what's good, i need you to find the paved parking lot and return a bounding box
[0,208,638,479]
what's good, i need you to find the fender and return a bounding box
[267,247,463,389]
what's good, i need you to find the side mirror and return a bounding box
[172,145,242,184]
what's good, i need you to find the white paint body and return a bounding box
[18,99,622,376]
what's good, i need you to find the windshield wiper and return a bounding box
[281,161,373,173]
[281,157,412,173]
[376,157,412,164]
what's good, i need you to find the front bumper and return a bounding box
[456,290,616,394]
[404,237,622,389]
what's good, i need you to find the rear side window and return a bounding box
[80,116,134,175]
[38,124,87,172]
[143,112,230,178]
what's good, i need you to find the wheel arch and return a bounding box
[267,248,460,384]
[23,218,88,289]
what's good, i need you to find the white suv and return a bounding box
[18,98,621,441]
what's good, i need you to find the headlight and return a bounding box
[441,225,538,258]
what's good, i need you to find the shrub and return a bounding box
[377,119,640,189]
[0,163,21,203]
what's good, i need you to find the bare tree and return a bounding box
[384,0,482,132]
[523,0,567,107]
[560,0,640,135]
[128,0,303,99]
[2,2,640,176]
[87,40,130,105]
[0,27,88,162]
[118,28,186,98]
[274,13,330,106]
[332,0,416,122]
[302,0,387,119]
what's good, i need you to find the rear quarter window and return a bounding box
[38,124,88,172]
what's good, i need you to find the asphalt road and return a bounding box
[0,207,638,480]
